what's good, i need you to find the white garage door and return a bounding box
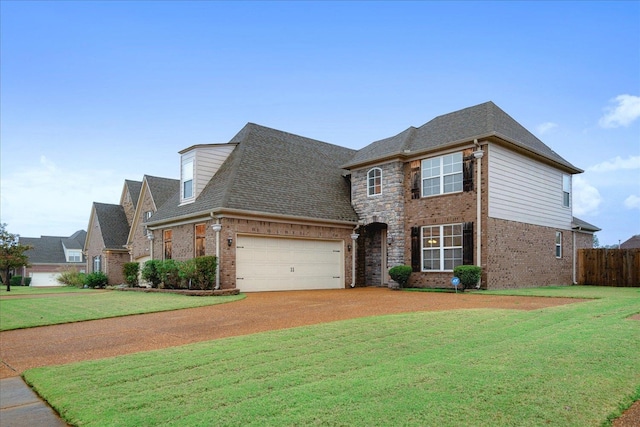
[29,272,62,287]
[236,236,343,292]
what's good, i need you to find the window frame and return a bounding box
[93,255,101,273]
[67,250,82,262]
[421,223,464,272]
[555,231,562,258]
[562,174,571,208]
[367,167,382,196]
[195,223,206,257]
[163,229,173,260]
[421,152,464,198]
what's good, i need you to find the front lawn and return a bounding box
[23,287,640,426]
[0,291,245,331]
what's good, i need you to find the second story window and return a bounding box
[195,224,206,257]
[367,168,382,196]
[422,152,463,197]
[67,250,82,262]
[562,174,571,208]
[164,230,172,260]
[182,160,194,200]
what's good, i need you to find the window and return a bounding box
[182,160,194,200]
[164,230,173,259]
[144,210,153,220]
[562,174,571,208]
[93,255,101,273]
[67,250,82,262]
[555,232,562,258]
[195,224,206,257]
[367,168,382,196]
[422,224,463,271]
[422,153,463,197]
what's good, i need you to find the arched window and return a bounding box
[367,168,382,196]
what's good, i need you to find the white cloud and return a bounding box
[587,155,640,173]
[0,156,123,237]
[572,175,602,216]
[598,94,640,128]
[536,122,558,135]
[624,195,640,210]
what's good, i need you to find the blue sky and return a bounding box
[1,1,638,246]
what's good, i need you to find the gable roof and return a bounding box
[93,202,130,250]
[145,175,180,214]
[124,180,143,209]
[147,123,358,226]
[20,230,86,264]
[620,234,640,249]
[345,101,581,173]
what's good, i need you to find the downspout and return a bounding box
[474,141,485,288]
[147,231,155,260]
[572,228,579,284]
[211,219,222,290]
[350,228,360,288]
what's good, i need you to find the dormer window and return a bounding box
[67,250,82,262]
[183,161,193,198]
[367,168,382,196]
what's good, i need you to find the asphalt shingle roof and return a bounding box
[144,176,180,214]
[125,180,143,209]
[572,217,601,232]
[148,123,358,224]
[93,203,130,250]
[20,230,86,264]
[345,101,581,172]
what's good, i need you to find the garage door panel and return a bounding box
[236,236,343,292]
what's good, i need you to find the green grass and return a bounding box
[0,285,94,295]
[22,286,639,427]
[0,291,245,331]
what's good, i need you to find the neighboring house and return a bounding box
[95,101,598,291]
[19,230,87,286]
[84,180,142,285]
[620,235,640,249]
[126,175,180,267]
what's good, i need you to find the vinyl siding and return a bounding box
[194,145,236,198]
[488,143,572,230]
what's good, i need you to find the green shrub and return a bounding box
[194,256,217,290]
[453,265,482,290]
[123,262,140,287]
[24,277,32,286]
[178,259,197,289]
[57,268,86,287]
[141,260,162,288]
[388,265,412,288]
[85,271,108,288]
[10,276,23,287]
[158,259,182,289]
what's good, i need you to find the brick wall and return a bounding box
[486,217,573,288]
[105,251,128,285]
[402,149,485,289]
[130,190,157,261]
[152,217,356,290]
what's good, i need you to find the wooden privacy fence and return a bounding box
[577,249,640,287]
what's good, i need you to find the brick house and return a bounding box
[18,230,86,286]
[138,101,597,291]
[84,180,141,285]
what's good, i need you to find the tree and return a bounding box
[593,233,600,248]
[0,224,33,292]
